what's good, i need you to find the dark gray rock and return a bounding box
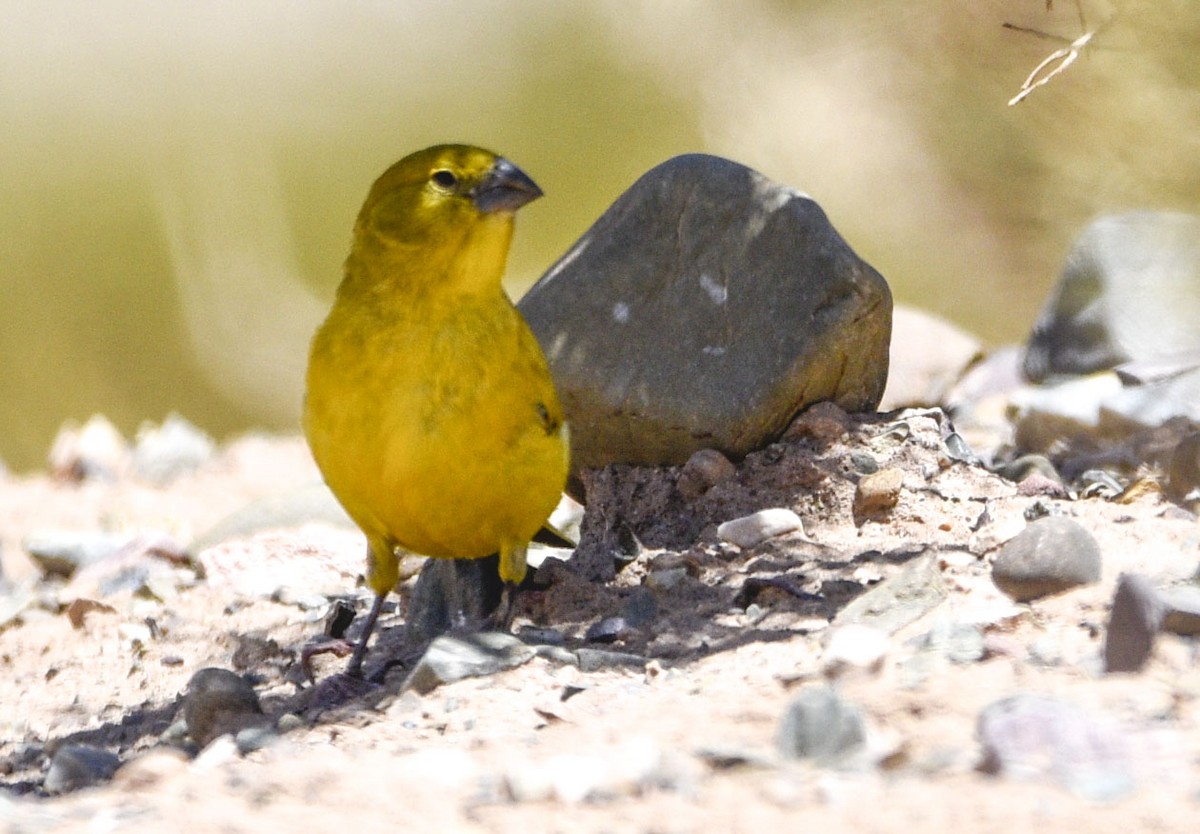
[405,556,504,645]
[184,667,266,749]
[834,552,947,634]
[404,633,535,695]
[977,693,1134,801]
[1160,584,1200,636]
[776,685,867,765]
[992,517,1102,602]
[1104,573,1165,673]
[520,153,892,473]
[44,744,122,794]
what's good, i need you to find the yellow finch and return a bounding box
[303,145,568,677]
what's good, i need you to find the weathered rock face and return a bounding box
[519,153,892,473]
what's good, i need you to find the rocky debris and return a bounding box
[1009,212,1200,482]
[520,153,891,475]
[1103,573,1165,673]
[183,668,268,749]
[991,517,1102,602]
[776,685,867,765]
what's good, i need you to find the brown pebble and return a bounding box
[854,467,904,520]
[1017,473,1069,498]
[781,401,852,444]
[676,448,737,501]
[184,668,266,748]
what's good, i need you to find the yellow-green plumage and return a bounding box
[303,145,568,675]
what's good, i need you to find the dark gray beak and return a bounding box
[473,157,543,214]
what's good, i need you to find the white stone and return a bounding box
[717,508,804,549]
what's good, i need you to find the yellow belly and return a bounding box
[303,291,568,570]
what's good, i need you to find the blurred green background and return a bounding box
[2,0,1197,472]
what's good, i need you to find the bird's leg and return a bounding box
[345,591,388,678]
[493,581,518,631]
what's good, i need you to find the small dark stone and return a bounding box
[1104,574,1165,673]
[585,616,633,644]
[324,599,358,639]
[184,667,265,748]
[44,744,121,794]
[992,517,1102,602]
[776,685,866,764]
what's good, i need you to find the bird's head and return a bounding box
[356,144,543,251]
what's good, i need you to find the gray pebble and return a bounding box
[923,618,985,665]
[776,685,867,765]
[404,633,536,695]
[234,726,279,755]
[992,517,1102,602]
[520,153,891,473]
[1104,573,1165,673]
[717,508,804,549]
[1160,584,1200,636]
[132,413,215,484]
[575,648,648,673]
[44,744,121,794]
[584,616,635,644]
[977,693,1134,801]
[184,667,266,749]
[22,532,128,579]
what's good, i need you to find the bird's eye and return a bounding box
[431,170,457,190]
